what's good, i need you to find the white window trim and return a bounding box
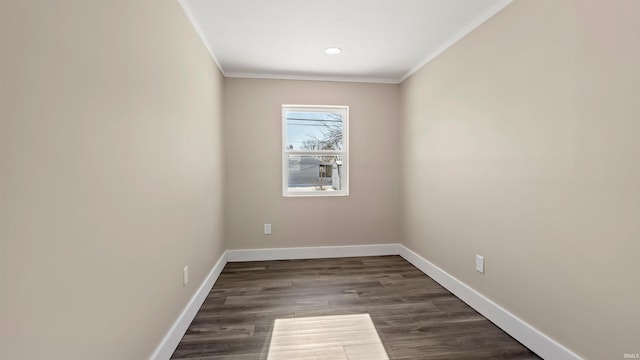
[282,104,349,197]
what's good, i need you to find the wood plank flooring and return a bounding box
[171,256,541,360]
[267,313,387,359]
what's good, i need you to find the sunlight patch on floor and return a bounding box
[267,313,389,360]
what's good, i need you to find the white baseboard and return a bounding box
[398,246,582,360]
[151,244,581,360]
[225,244,402,262]
[149,252,229,360]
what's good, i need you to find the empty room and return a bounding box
[1,0,638,359]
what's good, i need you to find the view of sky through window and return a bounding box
[285,111,343,151]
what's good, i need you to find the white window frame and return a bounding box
[282,104,349,197]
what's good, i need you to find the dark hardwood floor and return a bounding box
[171,256,541,360]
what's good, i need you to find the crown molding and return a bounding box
[399,0,514,83]
[177,0,226,76]
[224,72,400,85]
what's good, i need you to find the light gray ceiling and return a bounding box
[179,0,513,84]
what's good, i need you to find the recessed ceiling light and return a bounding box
[324,47,342,55]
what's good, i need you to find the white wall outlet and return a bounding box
[475,255,484,274]
[264,223,272,235]
[183,266,189,286]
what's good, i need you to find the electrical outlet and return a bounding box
[475,255,484,274]
[264,223,272,235]
[183,266,189,286]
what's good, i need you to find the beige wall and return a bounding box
[400,0,640,358]
[0,1,225,359]
[224,79,402,249]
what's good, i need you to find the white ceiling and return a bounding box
[179,0,513,84]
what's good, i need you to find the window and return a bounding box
[283,105,348,197]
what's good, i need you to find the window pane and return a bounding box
[285,110,343,151]
[287,155,343,192]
